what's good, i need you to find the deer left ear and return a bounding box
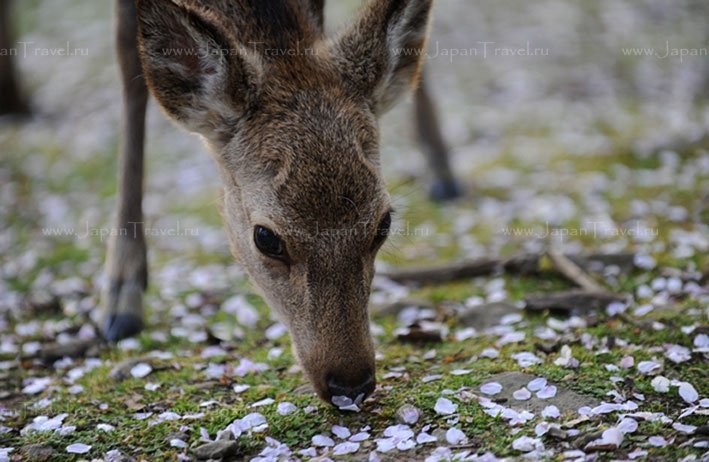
[136,0,263,147]
[331,0,433,114]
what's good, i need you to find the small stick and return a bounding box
[547,249,608,293]
[380,252,636,286]
[380,258,501,285]
[525,290,624,313]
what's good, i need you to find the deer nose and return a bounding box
[327,372,375,404]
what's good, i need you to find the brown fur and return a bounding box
[133,0,432,402]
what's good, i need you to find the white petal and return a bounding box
[333,441,359,455]
[542,405,560,419]
[349,431,370,442]
[397,439,416,451]
[375,437,396,453]
[480,348,499,359]
[664,345,691,363]
[445,427,466,445]
[672,422,696,434]
[513,388,532,401]
[416,432,437,444]
[617,418,638,434]
[434,397,457,415]
[648,436,667,447]
[398,406,420,424]
[169,439,187,448]
[536,385,557,399]
[512,436,542,452]
[592,402,621,415]
[332,425,351,439]
[251,398,274,407]
[277,402,297,416]
[678,382,698,403]
[535,422,551,436]
[651,376,670,393]
[383,424,414,440]
[66,443,91,454]
[312,435,335,447]
[480,382,503,395]
[601,427,624,446]
[527,377,547,392]
[130,363,152,379]
[637,360,661,374]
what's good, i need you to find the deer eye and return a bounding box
[254,225,285,258]
[372,212,391,250]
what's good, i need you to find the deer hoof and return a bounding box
[429,180,463,202]
[100,278,145,342]
[103,314,144,342]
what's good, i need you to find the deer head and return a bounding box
[136,0,432,403]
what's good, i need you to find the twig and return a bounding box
[380,258,501,285]
[525,290,624,313]
[380,252,636,286]
[546,249,608,293]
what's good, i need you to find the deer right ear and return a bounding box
[331,0,433,114]
[136,0,263,146]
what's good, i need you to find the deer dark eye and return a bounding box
[254,225,284,258]
[372,212,391,250]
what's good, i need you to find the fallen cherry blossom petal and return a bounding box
[664,344,691,363]
[512,436,543,452]
[349,432,370,442]
[527,377,547,391]
[66,443,91,454]
[617,418,638,434]
[396,405,420,425]
[277,402,297,416]
[648,436,668,447]
[250,398,274,408]
[629,449,648,459]
[434,397,457,415]
[651,376,670,393]
[586,427,623,450]
[542,405,560,419]
[445,427,466,445]
[233,384,250,394]
[637,360,662,375]
[129,363,152,379]
[513,388,532,401]
[22,377,52,395]
[416,432,437,444]
[480,382,503,395]
[333,441,360,455]
[312,435,335,447]
[678,382,698,403]
[332,425,351,439]
[537,385,557,399]
[169,439,187,449]
[672,422,696,434]
[480,348,499,359]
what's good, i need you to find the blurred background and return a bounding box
[1,0,707,313]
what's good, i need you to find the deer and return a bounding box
[0,0,461,404]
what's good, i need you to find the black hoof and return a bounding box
[429,180,464,202]
[103,314,144,342]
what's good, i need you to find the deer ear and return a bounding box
[136,0,262,146]
[331,0,432,114]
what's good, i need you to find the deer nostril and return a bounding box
[327,373,375,404]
